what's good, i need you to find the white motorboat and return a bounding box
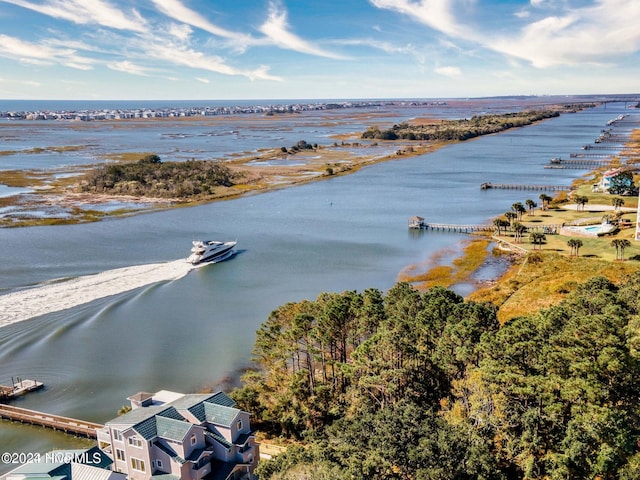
[187,240,237,265]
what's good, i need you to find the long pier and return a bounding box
[569,153,611,159]
[409,217,562,234]
[545,159,612,169]
[409,217,493,233]
[0,403,103,438]
[480,183,571,191]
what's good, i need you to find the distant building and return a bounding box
[96,390,258,480]
[5,446,125,480]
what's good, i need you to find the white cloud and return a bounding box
[489,0,640,67]
[435,65,461,77]
[143,41,282,81]
[0,33,96,69]
[0,0,147,32]
[108,60,151,76]
[369,0,474,38]
[168,22,193,42]
[337,38,426,63]
[259,2,346,59]
[195,77,209,84]
[150,0,254,47]
[370,0,640,69]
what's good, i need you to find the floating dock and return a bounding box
[0,378,44,401]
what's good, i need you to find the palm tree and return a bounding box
[539,193,552,210]
[611,238,631,260]
[505,211,517,225]
[525,199,537,216]
[529,231,546,250]
[512,202,526,221]
[493,217,510,235]
[612,197,624,211]
[512,222,527,243]
[567,238,583,257]
[574,195,589,211]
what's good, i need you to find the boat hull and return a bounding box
[188,240,237,265]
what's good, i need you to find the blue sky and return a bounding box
[0,0,638,100]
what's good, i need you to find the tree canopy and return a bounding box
[235,274,640,479]
[361,110,560,142]
[80,155,240,198]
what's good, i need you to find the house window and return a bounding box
[131,458,146,472]
[128,436,143,447]
[113,430,123,441]
[190,435,197,446]
[116,449,125,461]
[237,420,243,431]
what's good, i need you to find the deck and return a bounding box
[0,403,103,438]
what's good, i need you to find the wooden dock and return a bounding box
[545,158,611,169]
[0,378,44,400]
[480,183,571,191]
[409,217,561,235]
[408,217,493,233]
[0,403,103,438]
[569,153,611,159]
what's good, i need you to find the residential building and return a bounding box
[96,390,258,480]
[594,168,624,193]
[4,446,125,480]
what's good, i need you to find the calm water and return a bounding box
[0,102,636,472]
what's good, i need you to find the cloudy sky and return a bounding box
[0,0,638,100]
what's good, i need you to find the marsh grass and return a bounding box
[0,170,49,188]
[0,145,88,156]
[469,251,640,323]
[400,239,492,289]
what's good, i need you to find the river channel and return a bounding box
[0,101,636,469]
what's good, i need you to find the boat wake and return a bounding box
[0,260,194,328]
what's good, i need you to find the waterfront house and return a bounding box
[5,446,125,480]
[596,168,624,193]
[96,390,258,480]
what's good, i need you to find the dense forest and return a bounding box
[79,155,239,198]
[232,275,640,479]
[361,110,561,141]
